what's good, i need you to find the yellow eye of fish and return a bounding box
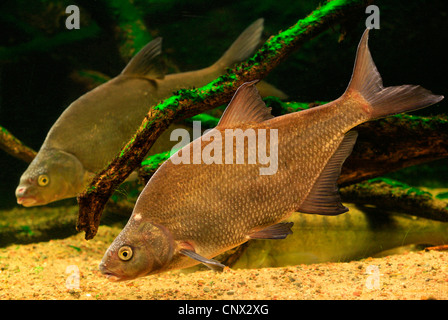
[118,246,133,261]
[37,175,49,187]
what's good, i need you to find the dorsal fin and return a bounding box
[213,18,264,68]
[298,131,358,215]
[121,37,165,79]
[217,80,273,128]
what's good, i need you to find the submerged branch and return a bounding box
[0,125,36,163]
[340,178,448,222]
[340,114,448,186]
[77,0,368,239]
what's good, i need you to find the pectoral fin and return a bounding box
[179,249,225,272]
[249,222,294,239]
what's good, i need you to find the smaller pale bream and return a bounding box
[15,19,285,207]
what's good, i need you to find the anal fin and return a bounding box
[249,222,294,239]
[179,249,225,272]
[298,131,358,215]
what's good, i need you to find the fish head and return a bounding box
[99,217,174,281]
[16,148,88,207]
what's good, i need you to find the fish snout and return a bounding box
[15,186,37,206]
[98,261,107,273]
[99,262,121,282]
[16,186,27,197]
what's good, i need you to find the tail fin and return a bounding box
[346,29,443,120]
[213,18,264,69]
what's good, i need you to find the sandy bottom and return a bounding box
[0,225,447,300]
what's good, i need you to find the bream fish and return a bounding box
[99,29,443,281]
[15,19,286,206]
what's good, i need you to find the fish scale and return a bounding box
[99,29,443,281]
[115,113,358,266]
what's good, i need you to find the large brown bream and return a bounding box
[100,29,443,281]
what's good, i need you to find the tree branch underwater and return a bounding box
[0,0,445,240]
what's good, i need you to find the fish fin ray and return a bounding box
[217,80,273,128]
[298,131,358,215]
[179,249,225,272]
[214,18,264,69]
[249,222,294,240]
[346,29,443,119]
[121,37,166,79]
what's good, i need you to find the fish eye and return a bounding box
[118,246,133,261]
[37,174,50,187]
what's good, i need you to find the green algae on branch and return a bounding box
[183,93,284,129]
[185,113,220,129]
[264,96,327,115]
[436,192,448,200]
[139,150,174,184]
[367,177,432,197]
[0,125,36,163]
[141,150,173,170]
[239,0,365,77]
[77,0,369,240]
[340,178,448,222]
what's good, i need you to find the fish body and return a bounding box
[16,19,285,206]
[99,30,443,281]
[233,203,448,268]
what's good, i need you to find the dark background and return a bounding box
[0,0,447,208]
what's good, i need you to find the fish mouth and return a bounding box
[99,264,123,282]
[17,196,37,207]
[103,272,121,282]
